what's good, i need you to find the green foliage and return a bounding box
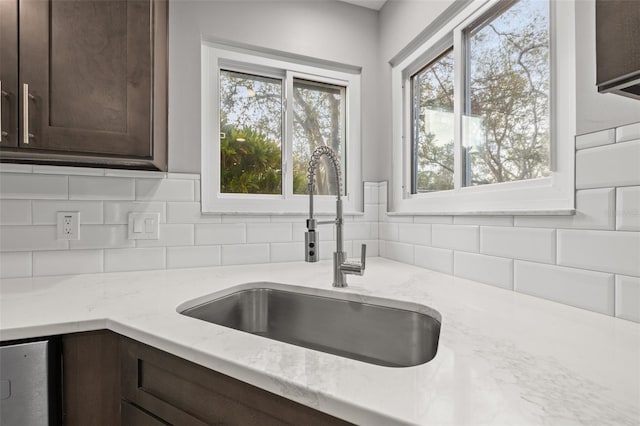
[220,120,282,194]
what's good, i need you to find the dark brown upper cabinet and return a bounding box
[596,0,640,100]
[0,0,167,170]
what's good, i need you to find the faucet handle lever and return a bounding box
[360,243,366,271]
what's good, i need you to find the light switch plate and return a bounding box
[128,212,160,240]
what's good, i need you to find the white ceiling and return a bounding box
[338,0,387,11]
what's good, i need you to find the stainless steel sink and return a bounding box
[179,284,441,367]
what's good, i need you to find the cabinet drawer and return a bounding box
[121,337,351,426]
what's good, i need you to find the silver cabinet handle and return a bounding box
[22,83,34,145]
[0,80,8,142]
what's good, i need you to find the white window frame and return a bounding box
[391,0,576,215]
[201,43,362,214]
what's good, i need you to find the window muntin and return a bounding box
[463,0,550,187]
[410,48,455,193]
[292,79,346,196]
[219,70,283,194]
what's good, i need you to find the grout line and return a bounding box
[613,186,617,231]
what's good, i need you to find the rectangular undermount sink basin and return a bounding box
[179,283,441,367]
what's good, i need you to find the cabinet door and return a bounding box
[121,337,353,426]
[62,330,121,426]
[122,401,170,426]
[19,0,152,157]
[0,0,18,147]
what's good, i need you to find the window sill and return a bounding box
[201,210,365,217]
[386,208,576,217]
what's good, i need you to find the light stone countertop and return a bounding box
[1,258,639,425]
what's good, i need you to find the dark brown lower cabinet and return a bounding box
[62,330,122,426]
[121,401,169,426]
[62,331,352,426]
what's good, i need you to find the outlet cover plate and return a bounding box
[57,211,80,240]
[128,212,160,240]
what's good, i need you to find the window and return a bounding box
[393,0,576,214]
[220,70,283,195]
[202,43,361,213]
[411,48,455,193]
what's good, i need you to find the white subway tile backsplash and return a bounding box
[615,275,640,322]
[575,128,615,150]
[514,189,615,230]
[0,173,68,200]
[270,242,303,263]
[379,241,413,264]
[166,246,220,269]
[576,141,640,189]
[413,216,454,224]
[379,222,399,241]
[32,165,104,176]
[69,176,134,200]
[432,225,479,252]
[33,200,103,225]
[378,182,387,206]
[104,247,165,272]
[33,249,103,276]
[378,205,388,223]
[344,222,375,240]
[481,227,555,264]
[616,187,640,231]
[222,244,269,265]
[514,261,615,316]
[195,223,245,245]
[137,224,194,248]
[362,204,378,222]
[104,169,167,178]
[0,252,32,278]
[221,215,271,223]
[557,230,640,276]
[136,178,194,201]
[0,226,67,252]
[246,223,292,243]
[166,173,200,180]
[70,225,132,250]
[0,200,32,225]
[166,202,220,224]
[414,245,453,274]
[454,252,513,290]
[364,183,379,205]
[386,215,414,223]
[453,216,513,226]
[194,179,201,202]
[0,164,32,173]
[320,239,344,260]
[353,239,379,257]
[616,122,640,143]
[398,223,431,246]
[104,201,166,225]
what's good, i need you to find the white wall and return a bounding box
[377,0,457,182]
[168,0,383,180]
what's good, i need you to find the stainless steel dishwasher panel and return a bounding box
[0,341,51,426]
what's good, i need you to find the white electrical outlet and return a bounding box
[57,211,80,240]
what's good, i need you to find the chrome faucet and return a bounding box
[305,146,366,288]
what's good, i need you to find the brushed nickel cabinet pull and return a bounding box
[22,83,34,145]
